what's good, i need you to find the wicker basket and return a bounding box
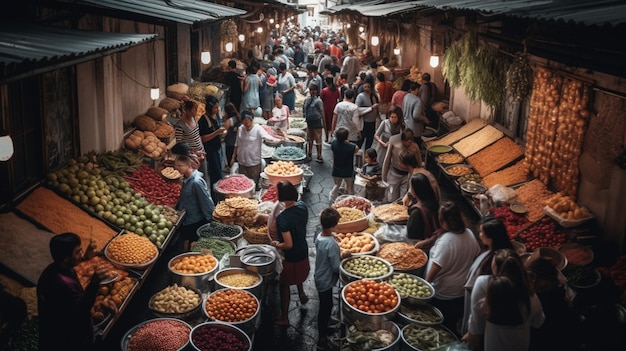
[243,226,271,245]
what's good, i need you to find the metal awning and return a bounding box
[81,0,247,25]
[0,23,158,83]
[321,0,386,15]
[355,1,422,17]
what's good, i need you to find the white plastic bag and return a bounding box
[486,184,517,204]
[373,223,407,244]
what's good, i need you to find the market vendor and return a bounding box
[382,128,423,203]
[37,233,111,351]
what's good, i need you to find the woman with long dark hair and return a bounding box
[199,95,225,193]
[406,173,440,248]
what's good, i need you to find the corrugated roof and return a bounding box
[356,1,423,17]
[412,0,626,27]
[321,0,386,14]
[0,23,157,65]
[81,0,246,25]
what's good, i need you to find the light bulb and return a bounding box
[359,26,364,33]
[346,24,351,29]
[371,36,379,46]
[201,51,211,64]
[257,27,263,33]
[275,23,280,29]
[394,47,401,55]
[430,55,439,68]
[150,87,160,101]
[270,18,274,24]
[225,42,234,52]
[0,134,14,161]
[238,34,245,42]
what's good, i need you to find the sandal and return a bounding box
[316,157,324,163]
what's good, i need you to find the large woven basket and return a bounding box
[243,226,271,245]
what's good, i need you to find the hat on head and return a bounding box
[241,110,254,120]
[267,75,277,87]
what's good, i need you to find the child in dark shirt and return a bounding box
[358,148,382,180]
[330,127,359,203]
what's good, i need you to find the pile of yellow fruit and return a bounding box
[545,192,589,220]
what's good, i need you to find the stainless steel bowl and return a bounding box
[343,319,401,351]
[168,252,219,293]
[213,268,264,301]
[121,318,191,351]
[214,175,256,199]
[341,280,401,326]
[190,321,252,351]
[401,323,458,351]
[340,256,394,285]
[385,273,435,305]
[235,245,277,275]
[395,302,444,326]
[196,223,243,245]
[202,288,261,337]
[148,285,203,320]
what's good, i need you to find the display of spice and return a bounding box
[482,161,530,188]
[332,196,372,214]
[126,319,190,351]
[467,137,525,177]
[426,118,486,147]
[215,174,255,193]
[212,197,259,227]
[272,145,306,160]
[197,222,242,239]
[514,179,555,222]
[452,124,504,157]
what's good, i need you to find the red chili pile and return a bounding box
[126,164,180,207]
[517,217,568,250]
[191,324,249,351]
[489,206,530,239]
[126,319,190,351]
[216,175,254,193]
[261,185,278,202]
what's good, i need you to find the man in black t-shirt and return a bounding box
[222,60,243,111]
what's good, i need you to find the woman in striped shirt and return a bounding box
[176,100,209,183]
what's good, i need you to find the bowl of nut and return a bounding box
[148,284,203,320]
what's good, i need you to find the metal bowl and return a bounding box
[401,323,458,351]
[342,319,401,351]
[396,302,444,326]
[190,321,252,351]
[202,288,261,337]
[341,280,401,326]
[214,268,264,300]
[530,247,568,271]
[558,243,594,266]
[460,182,487,195]
[168,252,219,292]
[214,175,256,199]
[235,245,276,275]
[385,273,435,305]
[340,256,394,284]
[196,223,243,245]
[121,318,191,351]
[563,264,601,289]
[148,285,203,320]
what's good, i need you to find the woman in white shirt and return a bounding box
[269,94,290,130]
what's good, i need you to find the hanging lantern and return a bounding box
[225,42,234,52]
[430,55,439,68]
[201,51,211,64]
[0,133,14,161]
[371,36,379,46]
[238,34,245,42]
[346,24,351,29]
[257,26,263,33]
[150,87,160,101]
[270,18,274,24]
[275,23,280,29]
[359,26,364,33]
[394,47,401,55]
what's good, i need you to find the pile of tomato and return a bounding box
[126,164,180,207]
[517,217,568,251]
[343,280,398,314]
[489,206,530,240]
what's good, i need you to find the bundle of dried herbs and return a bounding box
[506,53,533,102]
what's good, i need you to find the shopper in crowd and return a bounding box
[327,57,341,79]
[391,79,412,109]
[174,154,215,251]
[400,150,441,203]
[375,72,395,117]
[358,148,382,179]
[382,128,422,203]
[337,73,349,100]
[277,62,297,113]
[419,72,439,128]
[38,233,110,351]
[332,89,361,144]
[259,66,276,121]
[301,64,323,97]
[461,217,514,335]
[269,93,290,130]
[353,71,368,94]
[355,79,379,150]
[271,181,310,326]
[170,141,199,170]
[406,173,441,249]
[426,201,481,336]
[293,45,305,67]
[303,83,325,163]
[463,249,544,351]
[176,100,208,184]
[241,65,262,114]
[374,106,404,165]
[527,254,582,350]
[198,95,225,195]
[320,76,341,144]
[340,49,361,86]
[403,81,428,148]
[231,110,280,188]
[329,127,359,203]
[223,60,243,112]
[315,207,350,350]
[222,103,241,171]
